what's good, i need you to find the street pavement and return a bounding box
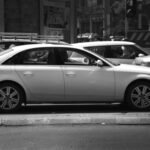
[0,104,150,126]
[1,125,150,150]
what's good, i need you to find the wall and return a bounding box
[4,0,40,33]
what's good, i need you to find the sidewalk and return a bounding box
[1,112,150,126]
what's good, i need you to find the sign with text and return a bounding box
[43,0,66,38]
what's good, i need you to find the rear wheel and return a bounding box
[0,83,24,112]
[126,81,150,110]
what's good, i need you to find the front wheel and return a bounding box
[126,81,150,110]
[0,83,24,112]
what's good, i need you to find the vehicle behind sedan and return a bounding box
[0,44,150,112]
[72,41,149,64]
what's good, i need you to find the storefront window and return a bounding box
[41,0,70,41]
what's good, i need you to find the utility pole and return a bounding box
[137,0,142,29]
[125,0,128,38]
[103,0,110,39]
[70,0,77,43]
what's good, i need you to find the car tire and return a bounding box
[0,83,24,113]
[126,81,150,110]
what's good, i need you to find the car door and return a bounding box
[55,48,116,102]
[8,47,65,102]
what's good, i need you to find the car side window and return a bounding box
[124,45,146,58]
[55,48,98,66]
[109,46,123,58]
[103,46,114,58]
[85,46,105,57]
[3,48,56,65]
[110,45,146,59]
[85,45,143,59]
[22,49,49,65]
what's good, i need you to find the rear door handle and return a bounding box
[65,71,76,77]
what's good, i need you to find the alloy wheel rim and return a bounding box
[131,85,150,108]
[0,86,20,110]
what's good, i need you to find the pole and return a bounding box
[0,0,4,32]
[125,0,128,39]
[90,15,92,33]
[103,0,106,39]
[70,0,77,43]
[103,0,110,39]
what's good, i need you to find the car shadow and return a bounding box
[1,103,150,114]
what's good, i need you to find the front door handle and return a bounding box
[23,71,33,76]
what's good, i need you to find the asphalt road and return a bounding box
[0,125,150,150]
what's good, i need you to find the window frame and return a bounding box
[54,47,109,66]
[2,47,56,65]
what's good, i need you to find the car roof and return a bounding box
[72,41,136,47]
[10,43,80,52]
[0,43,115,67]
[9,43,104,59]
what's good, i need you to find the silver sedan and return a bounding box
[0,44,150,112]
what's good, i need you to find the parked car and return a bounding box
[72,41,149,64]
[1,43,150,112]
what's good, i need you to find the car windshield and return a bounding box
[0,48,13,56]
[134,44,148,54]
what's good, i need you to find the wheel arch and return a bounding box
[0,80,26,104]
[124,78,150,101]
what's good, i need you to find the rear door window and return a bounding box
[3,48,56,65]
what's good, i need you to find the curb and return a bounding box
[0,113,150,126]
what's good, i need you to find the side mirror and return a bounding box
[95,59,103,67]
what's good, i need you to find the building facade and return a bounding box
[0,0,74,42]
[0,0,150,45]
